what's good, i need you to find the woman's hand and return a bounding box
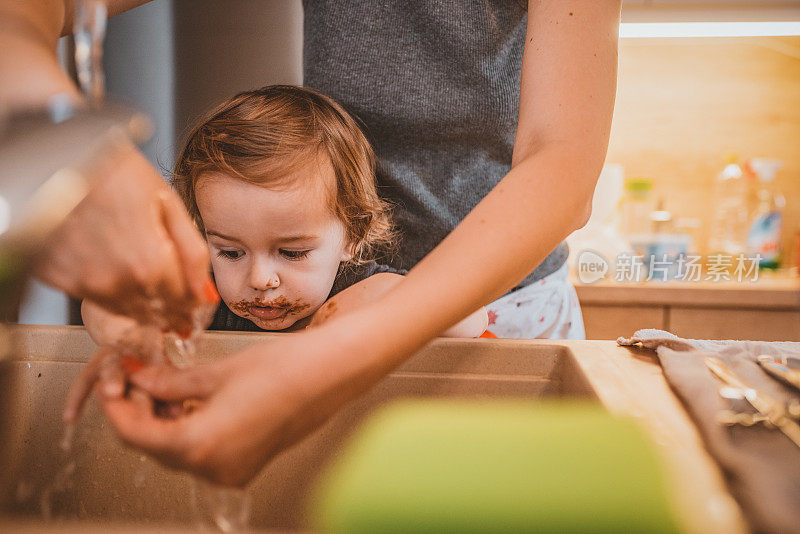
[93,306,429,487]
[96,336,319,487]
[33,141,213,332]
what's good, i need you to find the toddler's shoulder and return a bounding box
[328,261,407,299]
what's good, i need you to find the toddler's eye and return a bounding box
[218,249,245,260]
[280,249,310,260]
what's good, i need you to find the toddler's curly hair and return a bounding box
[173,85,394,265]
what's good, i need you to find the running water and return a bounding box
[38,424,77,520]
[144,299,253,533]
[191,479,252,533]
[164,313,253,533]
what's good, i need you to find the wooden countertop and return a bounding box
[572,271,800,309]
[561,339,747,534]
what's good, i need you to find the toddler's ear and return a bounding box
[340,242,356,262]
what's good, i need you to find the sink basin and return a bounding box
[0,325,598,531]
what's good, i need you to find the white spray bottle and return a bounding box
[746,158,785,270]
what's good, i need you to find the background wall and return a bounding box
[606,36,800,265]
[172,0,302,149]
[105,0,175,169]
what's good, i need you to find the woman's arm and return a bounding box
[0,0,213,331]
[98,0,621,486]
[310,273,488,337]
[0,0,148,107]
[294,0,620,361]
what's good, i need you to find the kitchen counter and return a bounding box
[552,340,746,534]
[573,271,800,309]
[0,327,747,533]
[572,271,800,341]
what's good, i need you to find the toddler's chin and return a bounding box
[248,314,296,331]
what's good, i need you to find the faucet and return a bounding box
[0,0,151,349]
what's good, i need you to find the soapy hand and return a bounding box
[62,330,172,424]
[94,325,361,487]
[64,286,219,424]
[94,354,272,486]
[33,141,213,333]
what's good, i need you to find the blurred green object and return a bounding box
[625,177,654,195]
[312,400,680,533]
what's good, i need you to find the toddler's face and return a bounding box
[195,158,351,330]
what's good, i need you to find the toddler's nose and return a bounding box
[248,260,280,291]
[250,273,280,291]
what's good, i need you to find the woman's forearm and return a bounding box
[373,143,595,346]
[275,142,595,404]
[0,4,78,107]
[0,0,151,108]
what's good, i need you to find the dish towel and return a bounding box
[618,329,800,534]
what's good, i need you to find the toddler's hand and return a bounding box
[82,300,139,348]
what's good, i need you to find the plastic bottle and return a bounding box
[708,155,748,257]
[675,217,702,255]
[620,178,653,237]
[746,158,785,270]
[643,199,692,281]
[650,198,673,235]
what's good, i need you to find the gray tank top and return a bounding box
[303,0,568,290]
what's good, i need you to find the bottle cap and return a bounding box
[625,178,652,194]
[747,158,782,183]
[723,152,739,164]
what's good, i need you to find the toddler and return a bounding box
[82,85,487,341]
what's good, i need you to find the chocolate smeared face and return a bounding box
[228,296,312,324]
[195,157,353,330]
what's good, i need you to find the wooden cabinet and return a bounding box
[580,305,667,340]
[668,307,800,341]
[575,275,800,341]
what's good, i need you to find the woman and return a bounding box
[303,1,587,340]
[2,0,620,486]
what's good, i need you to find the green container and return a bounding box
[312,400,680,533]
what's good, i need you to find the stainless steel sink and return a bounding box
[0,325,598,532]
